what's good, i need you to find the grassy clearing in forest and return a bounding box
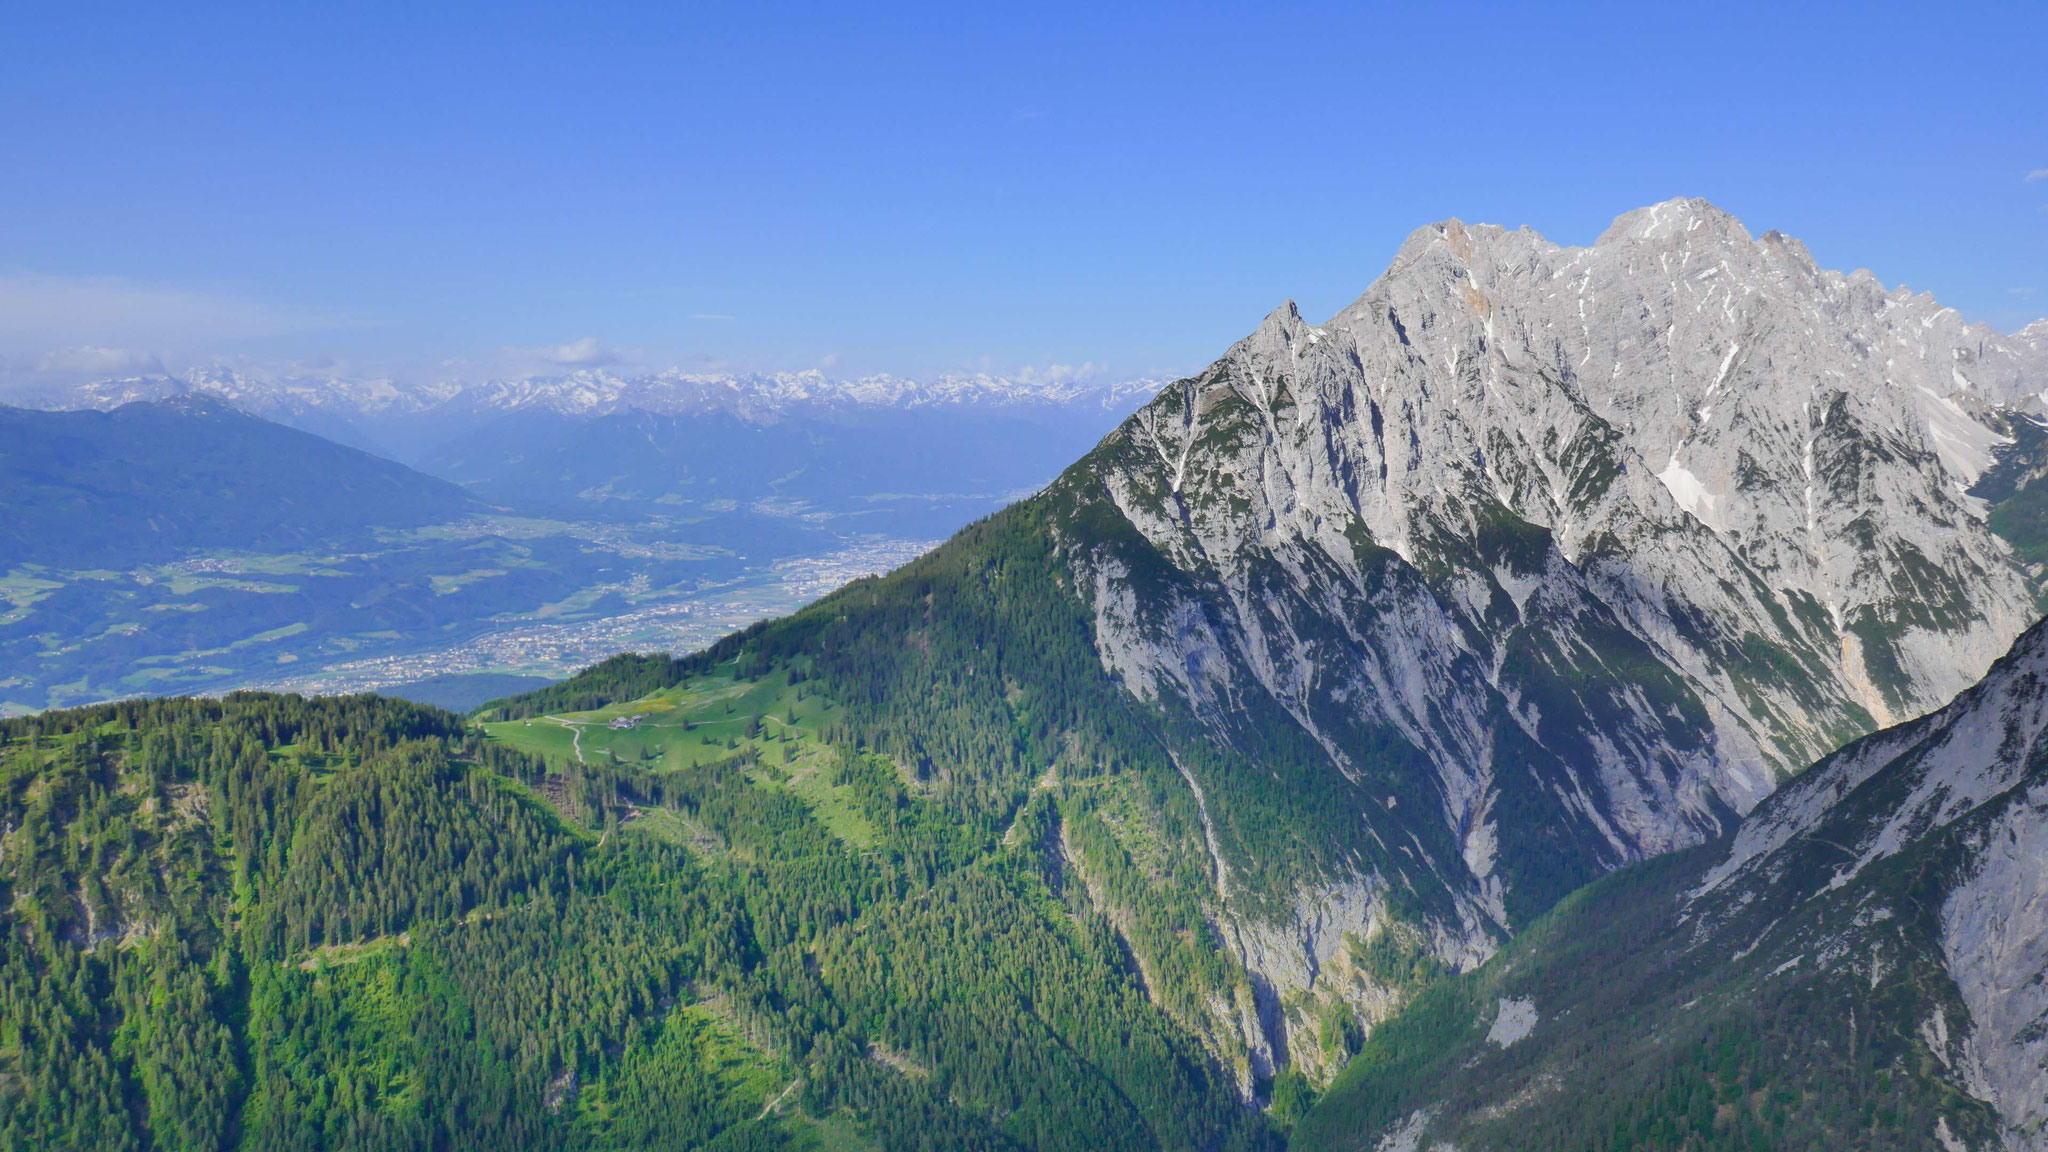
[482,669,879,848]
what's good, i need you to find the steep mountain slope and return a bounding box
[489,199,2048,1090]
[0,395,477,568]
[1297,612,2048,1151]
[1065,195,2045,951]
[1973,408,2048,565]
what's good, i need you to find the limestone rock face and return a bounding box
[1687,620,2048,1149]
[1039,199,2047,1043]
[1295,616,2048,1151]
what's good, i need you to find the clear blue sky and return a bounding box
[3,1,2045,384]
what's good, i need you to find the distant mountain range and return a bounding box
[15,366,1166,531]
[43,365,1163,419]
[16,367,1165,463]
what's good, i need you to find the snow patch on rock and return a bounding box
[1657,460,1726,533]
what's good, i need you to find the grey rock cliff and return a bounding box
[1041,198,2048,1069]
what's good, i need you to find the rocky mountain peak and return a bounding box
[2016,318,2048,359]
[1047,200,2047,1059]
[1388,216,1482,268]
[1596,196,1755,247]
[1236,299,1312,355]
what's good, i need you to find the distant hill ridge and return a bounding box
[0,395,476,569]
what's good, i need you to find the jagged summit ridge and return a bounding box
[1170,196,2042,712]
[1596,196,1754,245]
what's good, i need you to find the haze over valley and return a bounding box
[0,370,1157,713]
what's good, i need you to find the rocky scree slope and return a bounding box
[1297,612,2048,1151]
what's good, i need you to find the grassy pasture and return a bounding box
[482,669,881,848]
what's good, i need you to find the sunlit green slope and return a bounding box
[0,689,1275,1151]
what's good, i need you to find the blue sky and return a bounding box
[3,1,2044,385]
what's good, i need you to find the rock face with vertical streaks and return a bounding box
[1297,615,2048,1151]
[1028,197,2046,1066]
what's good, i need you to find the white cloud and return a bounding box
[2012,287,2039,297]
[540,336,624,367]
[34,345,163,376]
[488,337,638,375]
[1011,360,1106,386]
[2028,169,2048,183]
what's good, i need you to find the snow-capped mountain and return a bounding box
[15,366,1165,469]
[29,366,1163,425]
[434,368,1165,420]
[49,366,451,418]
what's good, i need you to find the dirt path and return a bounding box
[541,716,587,763]
[757,1078,800,1120]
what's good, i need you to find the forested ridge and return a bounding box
[0,685,1278,1150]
[4,491,1393,1151]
